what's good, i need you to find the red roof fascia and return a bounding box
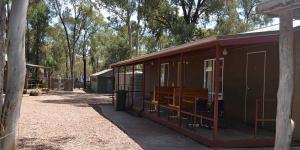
[111,40,218,67]
[111,34,279,68]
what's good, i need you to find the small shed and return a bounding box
[90,69,114,93]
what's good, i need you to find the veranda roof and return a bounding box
[257,0,300,19]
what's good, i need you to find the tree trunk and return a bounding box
[70,23,75,90]
[0,0,6,109]
[35,32,41,65]
[25,20,30,63]
[275,11,295,150]
[83,53,86,89]
[0,0,28,149]
[127,12,132,56]
[67,46,74,91]
[71,49,75,90]
[96,59,99,72]
[135,0,141,57]
[65,50,70,79]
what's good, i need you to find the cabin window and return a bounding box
[203,58,224,103]
[160,63,169,87]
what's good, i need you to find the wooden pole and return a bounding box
[179,54,184,126]
[132,65,135,108]
[48,70,51,90]
[124,66,127,108]
[142,62,145,111]
[213,45,221,140]
[124,66,126,91]
[112,67,115,105]
[112,67,115,91]
[117,67,120,91]
[25,68,28,90]
[157,59,161,117]
[275,10,295,150]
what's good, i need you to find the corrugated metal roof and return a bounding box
[90,69,113,77]
[26,64,51,69]
[244,20,300,33]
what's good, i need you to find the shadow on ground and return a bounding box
[18,136,75,150]
[90,104,210,150]
[37,92,112,107]
[40,99,111,107]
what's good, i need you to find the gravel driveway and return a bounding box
[17,90,290,150]
[17,90,142,150]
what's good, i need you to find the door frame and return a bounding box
[244,51,266,122]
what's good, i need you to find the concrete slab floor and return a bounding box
[90,104,299,150]
[91,104,209,150]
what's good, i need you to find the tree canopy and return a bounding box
[21,0,273,80]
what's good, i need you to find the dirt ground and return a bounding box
[17,90,298,150]
[17,90,142,150]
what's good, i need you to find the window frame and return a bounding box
[203,58,224,101]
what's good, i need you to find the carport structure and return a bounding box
[25,64,52,90]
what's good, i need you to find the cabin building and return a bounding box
[111,24,300,148]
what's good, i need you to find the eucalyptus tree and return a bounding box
[141,0,177,46]
[214,0,245,35]
[26,0,49,65]
[98,0,136,55]
[45,24,69,76]
[238,0,271,30]
[0,0,7,106]
[78,9,105,89]
[0,0,29,149]
[50,0,91,89]
[170,0,222,42]
[214,0,272,35]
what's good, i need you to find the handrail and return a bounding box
[159,104,179,111]
[181,111,214,122]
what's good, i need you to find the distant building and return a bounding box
[90,69,114,93]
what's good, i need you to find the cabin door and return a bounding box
[245,51,266,123]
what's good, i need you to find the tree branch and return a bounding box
[192,0,206,23]
[180,0,190,23]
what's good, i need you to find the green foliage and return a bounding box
[26,0,49,65]
[22,0,273,80]
[214,0,272,35]
[44,25,68,76]
[141,0,221,46]
[89,27,131,71]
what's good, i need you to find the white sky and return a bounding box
[53,1,283,34]
[99,6,281,30]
